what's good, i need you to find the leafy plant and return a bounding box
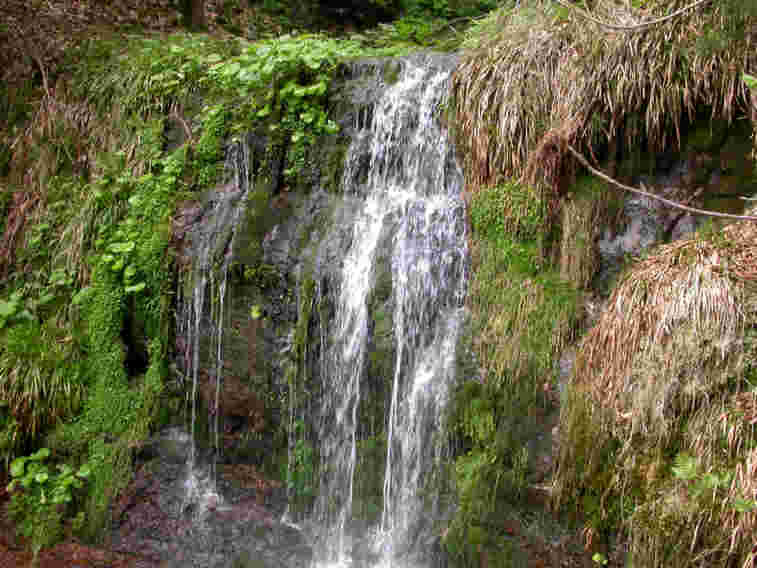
[672,453,756,511]
[285,420,316,500]
[744,73,757,91]
[0,291,32,329]
[6,448,90,560]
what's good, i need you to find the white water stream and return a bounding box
[310,55,468,568]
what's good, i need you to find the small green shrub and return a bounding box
[284,420,316,502]
[6,448,90,559]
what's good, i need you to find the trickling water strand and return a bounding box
[180,137,252,514]
[313,194,386,565]
[311,55,468,568]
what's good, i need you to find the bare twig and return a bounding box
[553,0,712,32]
[567,145,757,221]
[663,185,706,237]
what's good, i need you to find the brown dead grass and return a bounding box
[454,0,757,193]
[556,220,757,567]
[574,222,757,432]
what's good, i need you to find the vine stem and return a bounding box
[553,0,712,32]
[567,144,757,222]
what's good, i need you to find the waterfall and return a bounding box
[178,136,252,514]
[310,54,468,568]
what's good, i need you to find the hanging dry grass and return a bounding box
[454,0,757,193]
[574,222,757,435]
[555,221,757,566]
[454,2,571,190]
[1,82,95,272]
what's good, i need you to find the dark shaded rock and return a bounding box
[112,428,311,568]
[596,117,756,293]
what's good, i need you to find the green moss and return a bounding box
[353,433,386,523]
[321,137,350,194]
[684,118,729,153]
[560,175,620,290]
[449,179,580,553]
[383,60,402,85]
[237,188,275,266]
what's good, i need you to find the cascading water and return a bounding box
[178,136,252,514]
[309,54,468,568]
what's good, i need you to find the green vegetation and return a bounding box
[285,419,316,501]
[6,448,90,562]
[247,0,499,44]
[446,180,580,562]
[0,28,386,549]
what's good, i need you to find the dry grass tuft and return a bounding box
[454,3,571,190]
[556,221,757,566]
[0,80,148,282]
[454,0,757,193]
[1,83,95,271]
[575,222,757,437]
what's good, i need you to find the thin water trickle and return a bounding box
[178,137,252,516]
[310,55,468,568]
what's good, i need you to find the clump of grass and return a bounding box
[454,3,571,190]
[454,0,757,193]
[469,180,579,382]
[0,83,92,271]
[0,321,86,461]
[559,175,619,290]
[575,222,756,424]
[555,220,757,566]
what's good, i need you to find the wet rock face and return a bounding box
[168,57,409,471]
[112,429,311,568]
[157,55,467,568]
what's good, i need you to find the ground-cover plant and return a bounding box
[6,448,90,562]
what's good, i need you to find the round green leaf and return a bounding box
[108,241,136,254]
[10,458,26,478]
[125,282,146,294]
[31,448,50,461]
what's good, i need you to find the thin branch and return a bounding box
[567,145,757,222]
[553,0,712,32]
